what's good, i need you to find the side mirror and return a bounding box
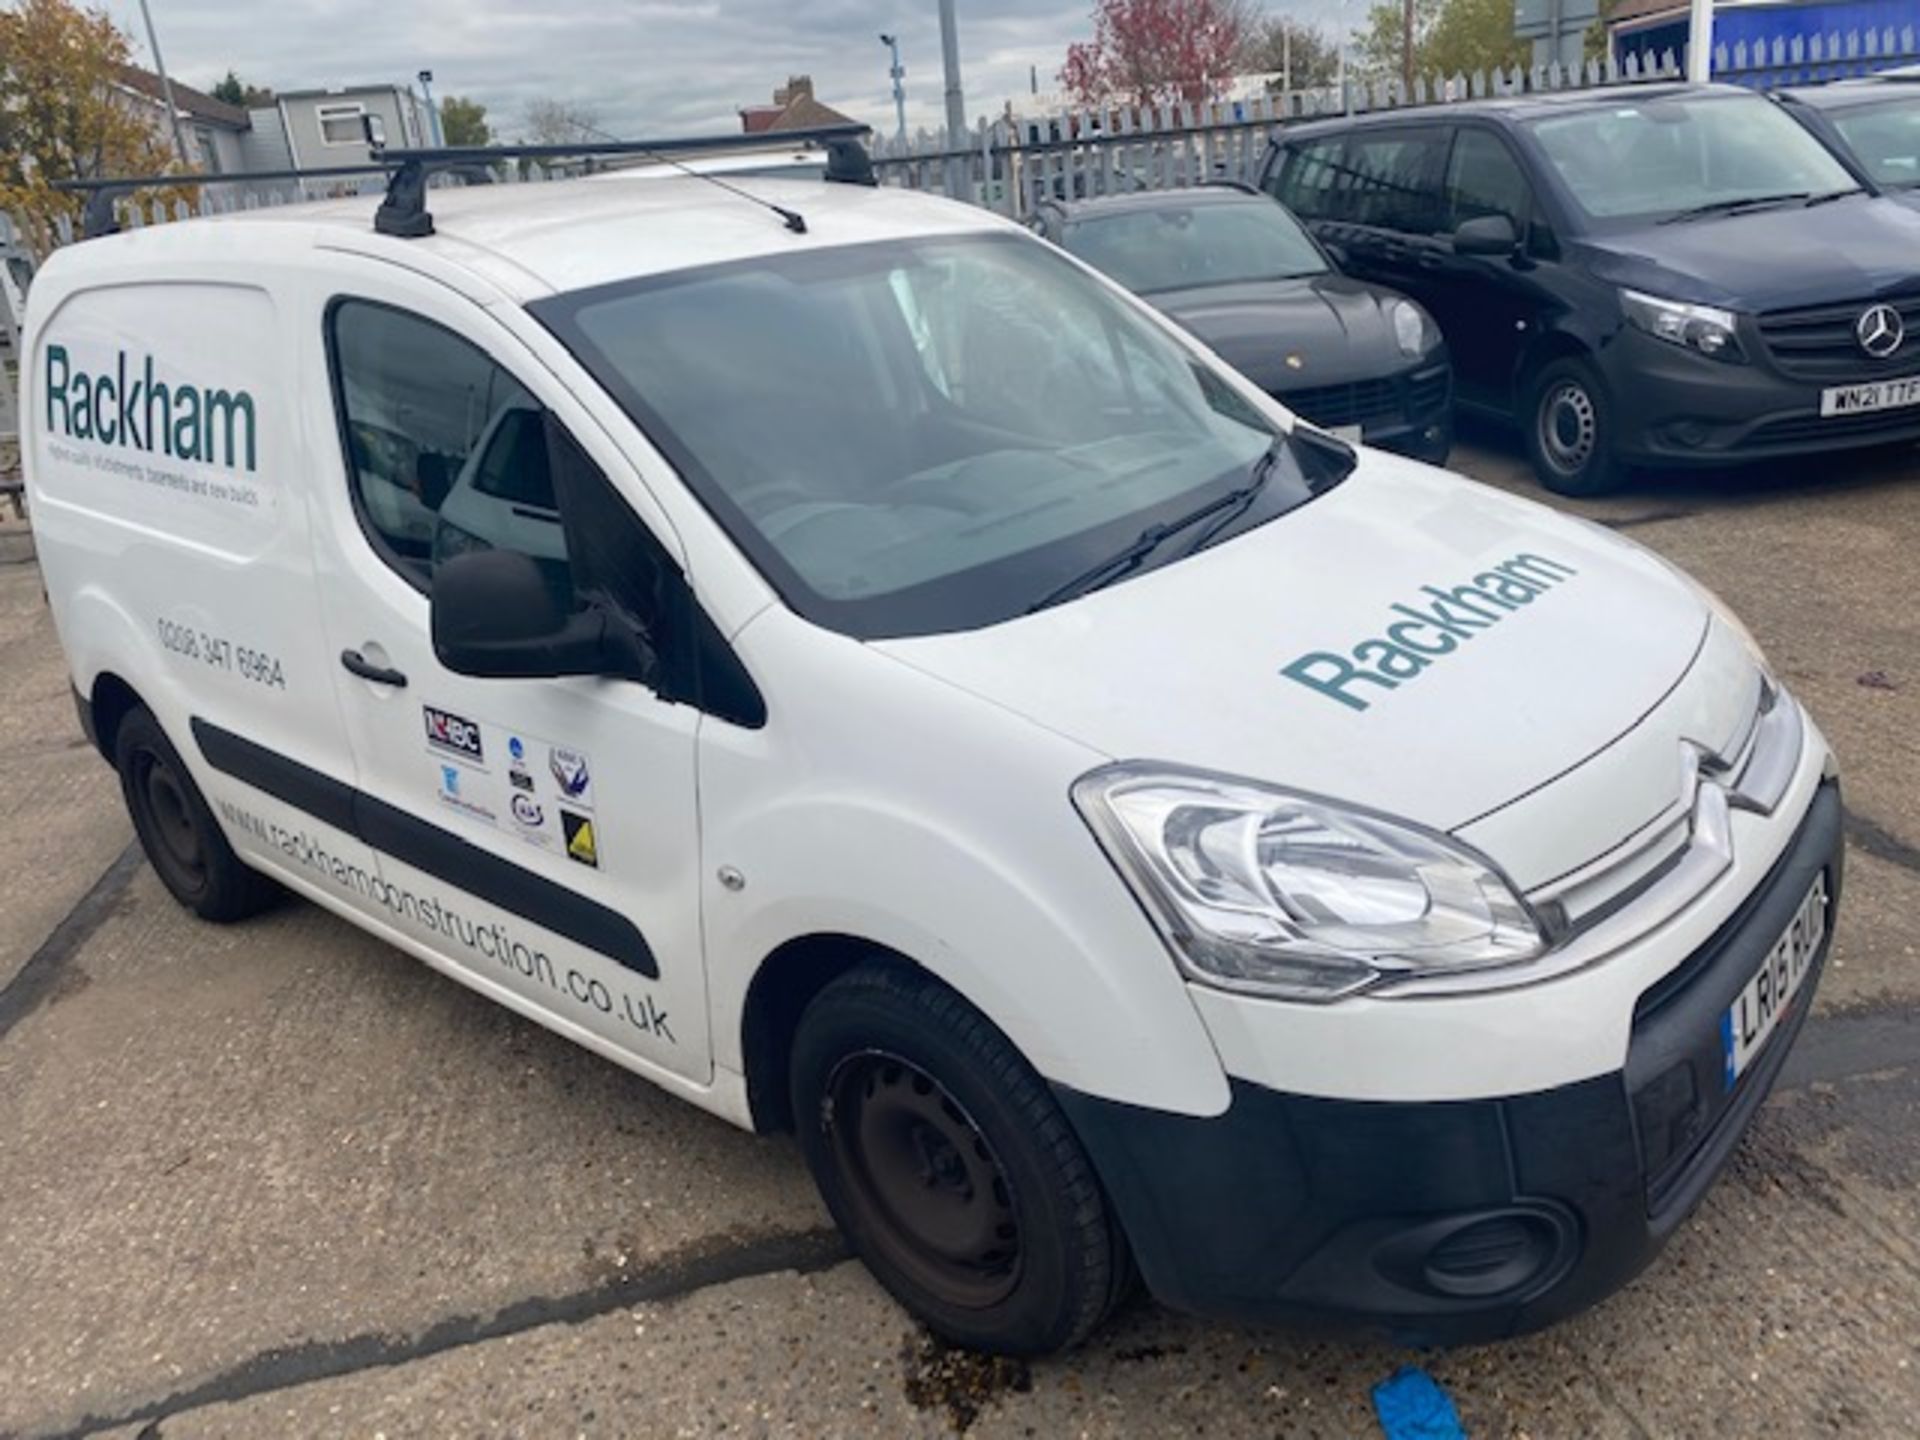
[1452,213,1519,258]
[431,550,650,681]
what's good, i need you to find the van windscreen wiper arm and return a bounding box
[1659,191,1811,223]
[1024,437,1285,615]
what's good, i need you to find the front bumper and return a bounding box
[1602,328,1920,466]
[1056,779,1843,1344]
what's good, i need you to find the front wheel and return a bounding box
[1525,356,1627,497]
[790,964,1131,1355]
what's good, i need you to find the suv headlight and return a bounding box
[1621,289,1745,363]
[1074,764,1546,1002]
[1389,298,1437,357]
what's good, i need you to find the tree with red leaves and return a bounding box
[1060,0,1257,108]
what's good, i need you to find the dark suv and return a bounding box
[1033,186,1452,463]
[1257,83,1920,494]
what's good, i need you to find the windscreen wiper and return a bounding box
[1023,437,1288,615]
[1659,191,1811,223]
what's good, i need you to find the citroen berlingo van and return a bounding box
[23,153,1842,1355]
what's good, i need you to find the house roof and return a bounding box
[115,65,250,130]
[764,92,860,132]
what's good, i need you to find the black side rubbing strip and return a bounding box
[191,718,659,979]
[193,718,359,835]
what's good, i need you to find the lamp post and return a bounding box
[418,68,444,148]
[879,33,908,145]
[937,0,969,198]
[1687,0,1713,80]
[134,0,191,167]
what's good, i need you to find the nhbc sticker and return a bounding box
[423,706,599,864]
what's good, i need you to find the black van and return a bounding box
[1257,83,1920,494]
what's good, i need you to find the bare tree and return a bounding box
[521,98,606,145]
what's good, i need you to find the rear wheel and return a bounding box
[1526,356,1627,497]
[114,706,279,921]
[790,964,1131,1355]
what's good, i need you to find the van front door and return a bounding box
[305,283,708,1085]
[1431,126,1555,412]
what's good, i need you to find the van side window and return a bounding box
[1341,129,1449,235]
[326,300,571,603]
[1267,138,1345,221]
[1445,129,1533,233]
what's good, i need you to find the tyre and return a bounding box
[114,705,279,921]
[790,964,1131,1355]
[1525,356,1627,497]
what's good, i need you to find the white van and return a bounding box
[22,162,1841,1356]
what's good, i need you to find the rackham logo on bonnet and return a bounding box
[1281,553,1579,712]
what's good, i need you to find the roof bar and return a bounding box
[50,122,877,242]
[371,123,876,238]
[373,122,871,168]
[54,164,394,240]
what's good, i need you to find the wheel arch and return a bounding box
[1513,326,1598,410]
[740,932,939,1134]
[88,670,148,764]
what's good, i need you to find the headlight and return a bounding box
[1074,764,1545,1002]
[1621,289,1745,362]
[1389,298,1436,357]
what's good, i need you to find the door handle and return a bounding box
[340,649,408,687]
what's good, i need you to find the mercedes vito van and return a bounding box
[1259,83,1920,494]
[24,160,1841,1355]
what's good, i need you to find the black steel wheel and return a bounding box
[791,964,1132,1355]
[114,705,279,921]
[824,1049,1022,1310]
[1525,355,1627,497]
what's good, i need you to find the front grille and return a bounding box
[1276,366,1448,431]
[1755,293,1920,380]
[1625,783,1838,1220]
[1407,366,1450,415]
[1279,377,1400,429]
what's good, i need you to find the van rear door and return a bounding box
[301,270,708,1085]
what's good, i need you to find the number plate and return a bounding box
[1819,375,1920,417]
[1721,873,1827,1090]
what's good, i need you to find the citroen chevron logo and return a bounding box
[1857,303,1904,360]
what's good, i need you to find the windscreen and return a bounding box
[1062,199,1329,294]
[538,233,1335,639]
[1830,96,1920,187]
[1529,94,1858,222]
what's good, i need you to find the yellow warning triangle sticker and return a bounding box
[567,817,597,866]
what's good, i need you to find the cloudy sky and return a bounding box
[99,0,1352,142]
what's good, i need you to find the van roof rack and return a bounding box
[53,123,876,241]
[373,122,873,237]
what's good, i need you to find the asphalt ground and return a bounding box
[1,427,1916,1439]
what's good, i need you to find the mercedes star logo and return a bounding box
[1856,303,1905,359]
